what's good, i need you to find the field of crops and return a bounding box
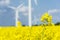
[0,26,60,40]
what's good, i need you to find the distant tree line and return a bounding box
[55,22,60,25]
[22,22,60,26]
[32,22,60,26]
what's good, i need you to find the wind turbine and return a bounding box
[8,3,24,27]
[8,0,35,27]
[29,0,32,27]
[32,16,39,25]
[29,0,38,27]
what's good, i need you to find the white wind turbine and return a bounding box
[29,0,32,27]
[29,0,38,27]
[8,0,36,27]
[32,16,39,25]
[8,3,24,27]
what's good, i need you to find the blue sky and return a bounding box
[0,0,60,26]
[32,0,60,25]
[0,0,28,26]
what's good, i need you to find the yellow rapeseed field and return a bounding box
[0,25,60,40]
[0,13,59,40]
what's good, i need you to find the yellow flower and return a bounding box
[17,21,22,28]
[40,12,54,26]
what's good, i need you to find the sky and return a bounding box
[31,0,60,25]
[0,0,60,26]
[0,0,28,26]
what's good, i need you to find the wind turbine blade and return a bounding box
[17,3,24,9]
[34,0,38,5]
[8,6,16,10]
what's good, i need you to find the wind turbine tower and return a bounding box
[8,3,24,27]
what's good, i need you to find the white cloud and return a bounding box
[19,6,28,13]
[48,9,60,22]
[5,0,10,4]
[0,0,10,5]
[8,2,34,16]
[48,9,60,13]
[19,6,34,16]
[19,6,28,16]
[8,3,34,16]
